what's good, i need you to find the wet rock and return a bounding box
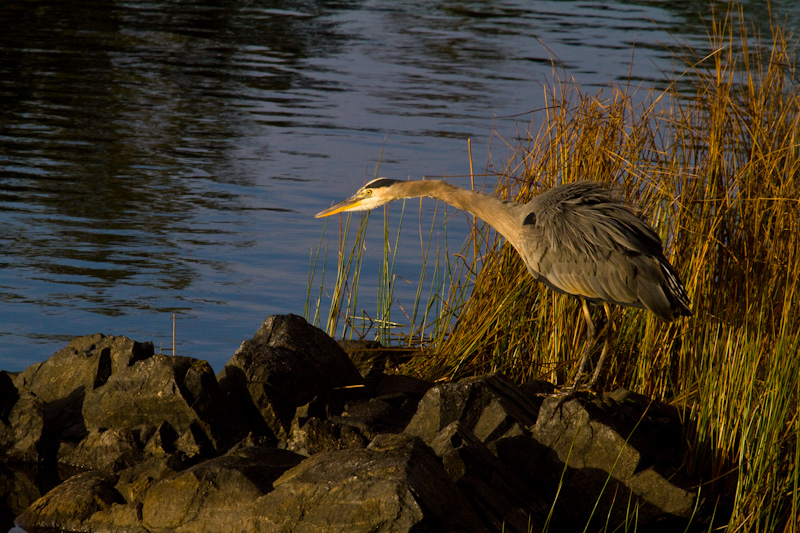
[83,354,231,454]
[15,470,122,532]
[404,373,541,445]
[530,389,697,530]
[139,447,304,533]
[217,314,364,440]
[256,435,487,532]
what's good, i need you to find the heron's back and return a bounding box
[517,181,692,321]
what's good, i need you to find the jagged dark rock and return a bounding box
[404,373,542,445]
[137,447,304,533]
[2,316,725,532]
[256,434,487,532]
[529,390,697,531]
[429,421,549,533]
[83,354,232,454]
[58,427,143,472]
[7,334,155,464]
[0,391,44,464]
[337,338,386,376]
[217,314,364,440]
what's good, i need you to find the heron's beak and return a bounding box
[315,194,364,218]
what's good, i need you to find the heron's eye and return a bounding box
[364,190,372,196]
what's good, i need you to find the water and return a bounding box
[0,0,795,375]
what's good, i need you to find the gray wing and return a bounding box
[518,181,689,321]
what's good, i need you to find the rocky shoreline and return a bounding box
[1,314,724,532]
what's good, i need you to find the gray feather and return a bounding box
[518,181,691,321]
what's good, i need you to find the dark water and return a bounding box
[0,0,796,375]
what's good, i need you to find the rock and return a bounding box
[9,334,154,460]
[15,470,122,532]
[256,435,487,532]
[13,334,154,401]
[0,464,40,528]
[0,371,18,421]
[143,422,178,457]
[286,415,369,456]
[337,339,385,376]
[217,314,364,440]
[371,372,432,399]
[530,389,697,530]
[0,392,44,463]
[285,371,431,456]
[83,354,231,454]
[58,428,143,472]
[174,423,216,458]
[404,373,541,445]
[85,502,147,532]
[429,421,549,533]
[139,447,304,533]
[113,454,192,505]
[4,325,723,532]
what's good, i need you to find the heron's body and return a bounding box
[316,178,692,392]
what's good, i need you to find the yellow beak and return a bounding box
[315,195,364,218]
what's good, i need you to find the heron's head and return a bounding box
[315,178,402,218]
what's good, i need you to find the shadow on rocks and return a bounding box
[2,315,731,533]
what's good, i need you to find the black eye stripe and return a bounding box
[364,178,399,189]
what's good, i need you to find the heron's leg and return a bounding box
[568,298,597,393]
[587,302,614,389]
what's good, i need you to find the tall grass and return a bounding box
[307,6,799,531]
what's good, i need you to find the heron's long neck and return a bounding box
[392,180,520,248]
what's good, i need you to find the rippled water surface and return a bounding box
[0,0,796,373]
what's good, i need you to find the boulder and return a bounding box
[58,428,143,472]
[139,447,304,533]
[337,339,385,376]
[285,371,431,456]
[530,389,697,530]
[9,334,154,460]
[83,355,231,454]
[0,392,44,463]
[15,470,121,532]
[13,334,153,401]
[217,314,364,440]
[404,373,541,445]
[429,421,549,533]
[113,453,193,505]
[0,464,40,528]
[255,435,487,532]
[3,325,723,533]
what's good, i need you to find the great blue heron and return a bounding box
[316,178,692,393]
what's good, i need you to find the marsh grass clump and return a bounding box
[307,7,800,532]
